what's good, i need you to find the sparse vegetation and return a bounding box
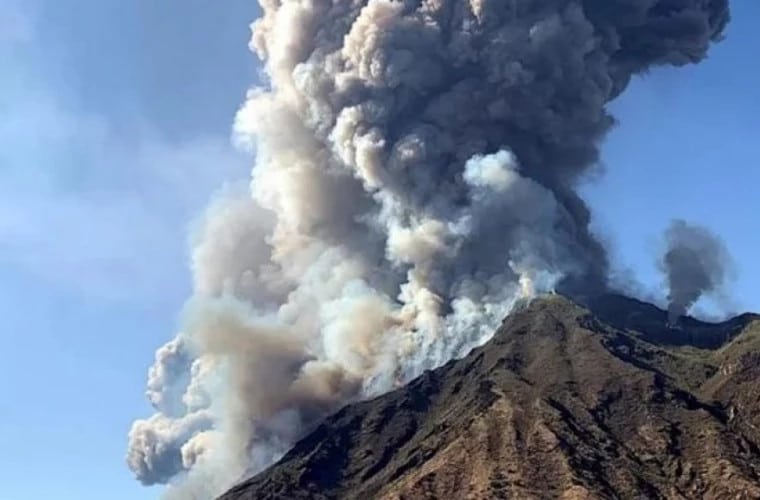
[220,295,760,500]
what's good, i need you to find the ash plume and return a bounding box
[661,219,732,323]
[126,0,729,497]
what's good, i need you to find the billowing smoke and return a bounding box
[661,219,732,323]
[126,0,729,497]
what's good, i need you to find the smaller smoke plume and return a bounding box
[661,219,731,323]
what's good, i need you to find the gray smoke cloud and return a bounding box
[661,219,732,323]
[126,0,729,497]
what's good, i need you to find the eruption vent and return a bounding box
[126,1,729,497]
[661,219,732,323]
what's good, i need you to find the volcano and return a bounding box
[219,294,760,499]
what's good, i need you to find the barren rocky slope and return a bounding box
[220,295,760,499]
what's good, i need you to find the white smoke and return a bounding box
[128,146,560,496]
[126,0,728,497]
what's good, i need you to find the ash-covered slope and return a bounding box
[220,295,760,500]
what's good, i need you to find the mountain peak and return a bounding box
[220,295,760,500]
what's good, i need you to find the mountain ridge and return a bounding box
[219,294,760,500]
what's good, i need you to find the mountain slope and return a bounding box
[219,295,760,500]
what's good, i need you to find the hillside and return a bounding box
[219,294,760,500]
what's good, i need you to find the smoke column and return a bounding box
[126,1,729,497]
[661,219,732,323]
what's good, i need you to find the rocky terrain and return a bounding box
[220,294,760,499]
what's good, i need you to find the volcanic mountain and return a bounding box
[219,294,760,500]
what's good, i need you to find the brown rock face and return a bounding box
[219,295,760,500]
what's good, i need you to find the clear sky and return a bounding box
[0,1,757,499]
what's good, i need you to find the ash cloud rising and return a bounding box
[661,219,732,323]
[126,0,729,497]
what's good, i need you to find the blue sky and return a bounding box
[584,1,760,314]
[0,1,757,499]
[0,1,257,499]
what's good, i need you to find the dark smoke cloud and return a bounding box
[263,0,728,296]
[661,219,732,322]
[127,0,730,496]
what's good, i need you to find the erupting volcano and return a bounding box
[125,1,743,498]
